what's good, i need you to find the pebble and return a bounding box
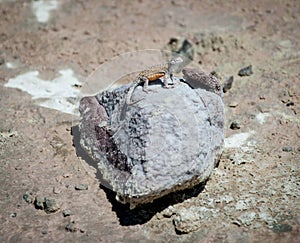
[236,211,256,226]
[220,195,234,204]
[33,196,59,213]
[0,57,5,65]
[223,76,234,93]
[34,196,45,210]
[23,193,34,204]
[282,146,292,152]
[235,200,249,210]
[62,209,73,217]
[65,221,77,232]
[75,184,88,191]
[53,187,61,194]
[230,121,241,130]
[229,101,239,108]
[44,198,60,213]
[162,206,176,218]
[238,65,253,76]
[271,223,293,233]
[10,212,17,218]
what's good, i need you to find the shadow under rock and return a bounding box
[101,182,206,226]
[72,125,206,226]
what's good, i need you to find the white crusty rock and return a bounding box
[79,70,224,208]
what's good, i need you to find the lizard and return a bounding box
[116,56,184,127]
[125,56,184,106]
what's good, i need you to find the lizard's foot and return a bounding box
[164,84,175,89]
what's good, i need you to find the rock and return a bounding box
[173,207,201,233]
[282,146,292,152]
[238,65,253,76]
[258,211,275,225]
[173,206,217,233]
[78,70,224,208]
[23,192,34,204]
[286,101,294,107]
[44,197,60,213]
[62,209,73,217]
[33,196,59,213]
[75,184,88,191]
[236,211,256,226]
[65,221,77,232]
[34,196,45,210]
[223,76,234,93]
[228,101,239,108]
[271,223,293,233]
[219,194,234,204]
[53,186,61,194]
[230,121,241,130]
[162,206,176,218]
[235,200,249,210]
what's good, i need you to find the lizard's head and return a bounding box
[168,56,184,73]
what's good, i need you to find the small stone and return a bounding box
[238,65,253,76]
[44,198,60,213]
[75,184,88,191]
[163,206,176,217]
[0,57,5,65]
[23,193,34,204]
[223,76,234,93]
[271,223,293,233]
[235,200,248,210]
[286,101,294,107]
[62,209,73,217]
[228,101,239,108]
[173,207,201,233]
[220,195,234,204]
[282,146,292,152]
[65,221,77,232]
[173,206,216,233]
[258,211,275,225]
[236,211,256,226]
[10,212,17,218]
[230,121,241,130]
[63,173,72,178]
[53,187,61,194]
[34,196,45,210]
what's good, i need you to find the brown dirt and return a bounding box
[0,0,299,242]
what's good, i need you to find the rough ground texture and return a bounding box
[79,78,224,208]
[0,0,299,242]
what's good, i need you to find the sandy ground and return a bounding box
[0,0,299,242]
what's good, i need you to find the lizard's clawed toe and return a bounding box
[164,84,175,89]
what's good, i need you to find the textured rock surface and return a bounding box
[79,74,224,208]
[173,206,219,233]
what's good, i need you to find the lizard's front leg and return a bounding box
[163,73,175,89]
